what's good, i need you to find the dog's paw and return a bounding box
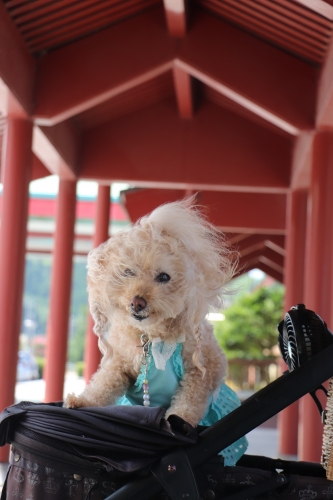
[165,409,198,428]
[166,414,196,437]
[63,393,85,409]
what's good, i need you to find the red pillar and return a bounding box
[0,117,32,462]
[44,180,77,402]
[84,184,111,383]
[278,189,308,458]
[299,131,333,462]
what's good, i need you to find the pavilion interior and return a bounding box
[1,0,333,463]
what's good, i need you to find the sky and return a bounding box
[248,269,264,280]
[28,175,129,200]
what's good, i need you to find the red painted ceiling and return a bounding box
[1,0,333,280]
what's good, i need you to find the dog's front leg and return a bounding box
[165,333,226,427]
[64,361,131,408]
[165,367,212,426]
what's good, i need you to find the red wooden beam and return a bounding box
[255,262,283,283]
[236,234,286,256]
[225,233,252,245]
[0,80,30,120]
[27,231,90,241]
[163,0,187,36]
[291,131,313,190]
[33,7,176,125]
[236,234,267,256]
[239,247,284,272]
[265,235,285,256]
[121,188,287,233]
[259,253,284,274]
[26,247,88,257]
[293,0,333,20]
[31,153,51,181]
[177,9,316,132]
[26,248,88,257]
[121,188,181,220]
[173,66,194,118]
[33,6,317,133]
[237,257,283,283]
[81,100,293,192]
[23,196,128,221]
[32,121,80,179]
[317,35,333,129]
[0,2,34,115]
[174,66,297,136]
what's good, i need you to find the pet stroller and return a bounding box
[1,304,333,500]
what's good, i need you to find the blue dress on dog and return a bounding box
[117,341,248,465]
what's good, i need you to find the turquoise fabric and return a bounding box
[117,342,248,465]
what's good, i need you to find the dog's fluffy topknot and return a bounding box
[139,196,235,314]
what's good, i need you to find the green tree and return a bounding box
[214,284,284,360]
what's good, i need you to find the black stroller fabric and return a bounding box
[0,401,197,472]
[2,444,333,500]
[194,459,333,500]
[2,401,333,500]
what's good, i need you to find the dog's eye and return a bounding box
[155,273,170,283]
[124,269,135,277]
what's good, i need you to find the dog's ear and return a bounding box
[90,301,113,361]
[90,302,109,338]
[87,247,108,337]
[87,242,114,362]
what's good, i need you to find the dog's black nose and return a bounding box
[131,296,147,313]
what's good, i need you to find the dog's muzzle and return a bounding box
[130,296,148,321]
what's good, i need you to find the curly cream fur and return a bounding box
[65,197,236,426]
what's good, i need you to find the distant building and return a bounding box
[3,194,130,256]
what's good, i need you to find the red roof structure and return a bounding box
[1,0,333,463]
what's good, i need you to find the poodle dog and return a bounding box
[65,198,237,429]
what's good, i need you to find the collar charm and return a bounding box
[140,333,151,406]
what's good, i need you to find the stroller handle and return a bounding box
[107,341,333,499]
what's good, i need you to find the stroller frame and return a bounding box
[106,341,333,499]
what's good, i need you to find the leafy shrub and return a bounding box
[35,356,45,379]
[214,284,284,360]
[75,361,85,378]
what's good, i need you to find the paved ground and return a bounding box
[14,371,86,403]
[0,376,280,491]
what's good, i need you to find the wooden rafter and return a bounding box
[172,66,194,118]
[163,0,187,36]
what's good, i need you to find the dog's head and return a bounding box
[87,197,236,344]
